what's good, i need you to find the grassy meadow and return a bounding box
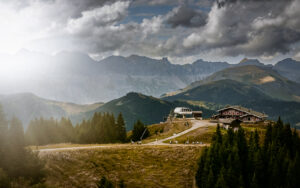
[41,145,203,188]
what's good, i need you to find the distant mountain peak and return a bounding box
[161,57,170,64]
[239,58,249,63]
[125,92,147,98]
[126,54,149,61]
[237,58,264,67]
[277,58,299,64]
[239,58,260,64]
[54,51,97,65]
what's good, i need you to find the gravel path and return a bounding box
[37,120,216,152]
[146,120,216,145]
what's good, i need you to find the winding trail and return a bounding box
[36,120,216,152]
[146,120,216,145]
[37,145,114,152]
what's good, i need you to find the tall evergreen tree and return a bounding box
[6,117,26,177]
[196,118,300,188]
[116,113,127,142]
[0,104,8,168]
[131,120,149,141]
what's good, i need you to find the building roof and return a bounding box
[218,105,268,118]
[192,111,202,114]
[174,107,192,115]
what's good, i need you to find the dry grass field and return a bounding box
[127,120,191,144]
[41,145,203,188]
[164,125,217,144]
[36,120,270,188]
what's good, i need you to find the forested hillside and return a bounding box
[25,113,127,146]
[85,92,215,130]
[197,119,300,188]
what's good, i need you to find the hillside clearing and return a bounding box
[41,145,203,188]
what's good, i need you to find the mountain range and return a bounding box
[0,92,214,130]
[1,51,300,128]
[0,51,230,104]
[1,50,299,104]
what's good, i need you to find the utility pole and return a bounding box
[140,128,148,141]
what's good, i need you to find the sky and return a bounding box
[0,0,300,64]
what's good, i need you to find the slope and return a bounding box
[85,92,215,130]
[273,58,300,83]
[0,93,102,129]
[163,77,300,125]
[164,79,270,104]
[175,65,300,102]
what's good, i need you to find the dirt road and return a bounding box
[147,120,216,145]
[37,120,216,152]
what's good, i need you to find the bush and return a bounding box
[97,176,114,188]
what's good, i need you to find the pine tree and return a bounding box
[6,117,26,177]
[116,113,127,142]
[0,104,8,168]
[213,124,222,144]
[59,117,75,142]
[8,117,25,149]
[215,167,229,188]
[131,120,149,141]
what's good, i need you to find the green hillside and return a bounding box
[164,79,270,104]
[85,92,215,130]
[172,65,300,102]
[163,77,300,126]
[0,93,102,129]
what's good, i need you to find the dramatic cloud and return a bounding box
[67,1,130,35]
[166,5,207,28]
[0,0,299,63]
[183,0,300,57]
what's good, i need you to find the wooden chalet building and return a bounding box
[213,106,268,123]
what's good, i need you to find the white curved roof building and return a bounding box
[174,107,192,115]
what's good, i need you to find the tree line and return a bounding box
[26,112,127,145]
[25,112,150,145]
[196,118,300,188]
[0,103,150,187]
[0,105,44,187]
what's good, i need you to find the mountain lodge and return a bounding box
[213,105,268,123]
[173,107,202,120]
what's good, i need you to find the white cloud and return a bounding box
[141,16,164,37]
[67,1,130,35]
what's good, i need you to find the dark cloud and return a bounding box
[1,0,300,63]
[183,0,300,57]
[167,6,207,28]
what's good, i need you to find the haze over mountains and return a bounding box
[0,93,102,129]
[1,50,299,104]
[1,51,300,129]
[0,50,230,104]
